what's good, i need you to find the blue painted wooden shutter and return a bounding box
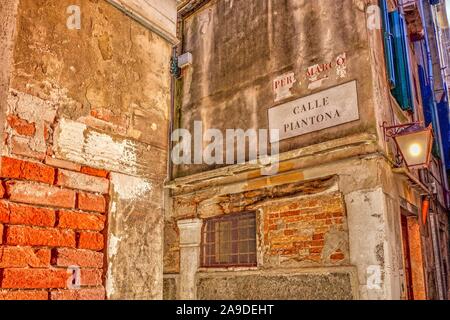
[389,10,414,111]
[380,0,396,88]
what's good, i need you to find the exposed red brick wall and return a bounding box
[6,115,36,137]
[263,191,348,265]
[0,156,109,300]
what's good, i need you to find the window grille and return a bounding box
[201,212,257,268]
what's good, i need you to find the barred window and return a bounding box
[202,212,257,268]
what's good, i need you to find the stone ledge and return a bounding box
[107,0,179,45]
[167,133,382,194]
[195,266,359,300]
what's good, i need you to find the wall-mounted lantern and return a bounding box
[383,122,434,169]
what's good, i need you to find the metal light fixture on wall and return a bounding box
[383,122,434,169]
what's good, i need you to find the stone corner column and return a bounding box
[177,218,203,300]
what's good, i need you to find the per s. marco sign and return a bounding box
[268,81,359,143]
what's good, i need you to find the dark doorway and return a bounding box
[401,214,415,300]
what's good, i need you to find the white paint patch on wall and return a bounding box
[84,131,137,170]
[53,118,163,177]
[108,234,122,259]
[106,226,120,298]
[306,52,348,90]
[105,264,116,298]
[345,187,402,300]
[110,173,153,201]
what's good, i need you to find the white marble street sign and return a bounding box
[268,81,359,143]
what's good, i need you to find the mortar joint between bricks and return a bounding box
[74,192,79,210]
[0,269,4,288]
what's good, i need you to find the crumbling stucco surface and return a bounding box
[53,118,167,179]
[346,187,403,300]
[166,1,414,299]
[10,0,171,126]
[0,0,19,157]
[107,173,164,300]
[6,0,172,167]
[166,139,406,299]
[175,0,376,177]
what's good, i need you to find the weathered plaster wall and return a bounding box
[107,173,163,299]
[10,0,171,145]
[0,0,19,158]
[165,136,406,299]
[175,0,377,177]
[406,216,427,300]
[166,0,447,301]
[107,0,178,44]
[1,0,173,300]
[170,176,351,271]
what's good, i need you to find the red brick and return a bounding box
[312,233,325,241]
[307,254,322,263]
[280,210,301,218]
[79,269,103,286]
[76,287,106,300]
[80,166,109,178]
[1,157,55,185]
[7,115,36,137]
[330,250,345,261]
[333,218,344,224]
[50,288,105,300]
[45,156,81,172]
[310,240,325,247]
[56,169,109,194]
[309,247,323,254]
[78,192,107,213]
[49,290,77,300]
[315,213,330,220]
[0,201,9,223]
[58,210,105,231]
[60,267,102,288]
[293,241,306,249]
[9,203,56,227]
[53,248,103,268]
[0,290,48,300]
[6,225,76,248]
[0,247,51,268]
[284,229,295,236]
[10,136,46,161]
[0,269,70,289]
[91,107,128,128]
[0,182,4,199]
[6,181,76,209]
[78,232,104,251]
[279,249,295,255]
[0,224,3,245]
[43,124,50,141]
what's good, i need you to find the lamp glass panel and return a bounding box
[395,130,431,167]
